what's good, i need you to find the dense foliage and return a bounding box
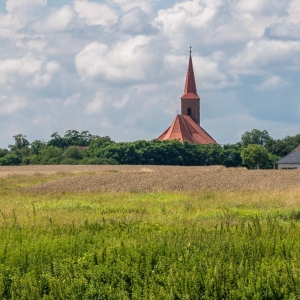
[1,128,299,168]
[2,215,300,299]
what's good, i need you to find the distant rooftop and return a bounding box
[276,145,300,164]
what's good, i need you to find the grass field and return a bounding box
[1,166,300,299]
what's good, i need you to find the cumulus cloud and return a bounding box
[155,0,216,48]
[28,5,77,33]
[116,7,157,34]
[288,0,300,23]
[256,75,291,91]
[73,0,117,26]
[110,0,158,14]
[265,22,300,40]
[231,0,287,16]
[85,91,104,114]
[6,0,47,23]
[0,94,28,114]
[0,56,41,86]
[75,36,156,83]
[29,61,61,88]
[113,94,130,108]
[64,93,81,107]
[229,40,300,74]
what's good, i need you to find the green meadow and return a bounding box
[1,172,300,299]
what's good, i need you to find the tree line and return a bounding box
[0,129,299,169]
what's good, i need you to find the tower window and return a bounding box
[187,108,192,115]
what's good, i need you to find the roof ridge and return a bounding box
[182,116,216,143]
[178,115,196,143]
[157,115,216,144]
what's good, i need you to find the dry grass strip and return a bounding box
[17,166,300,193]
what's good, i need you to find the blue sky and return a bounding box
[0,0,300,148]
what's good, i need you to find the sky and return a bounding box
[0,0,300,148]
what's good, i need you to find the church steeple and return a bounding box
[181,47,200,125]
[157,47,216,144]
[181,47,199,100]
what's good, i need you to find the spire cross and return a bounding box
[189,46,192,54]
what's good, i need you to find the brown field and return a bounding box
[2,165,300,193]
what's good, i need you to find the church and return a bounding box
[157,49,216,144]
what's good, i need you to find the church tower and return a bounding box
[181,48,200,125]
[157,48,216,144]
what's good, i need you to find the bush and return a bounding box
[0,153,22,166]
[60,158,79,165]
[64,146,83,160]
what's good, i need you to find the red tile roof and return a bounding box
[157,115,216,144]
[181,53,200,100]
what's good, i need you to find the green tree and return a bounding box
[83,136,115,158]
[64,146,83,160]
[241,129,271,148]
[30,140,46,155]
[221,144,242,167]
[241,144,269,169]
[39,146,63,165]
[64,130,99,146]
[47,132,68,149]
[0,148,8,158]
[8,134,30,151]
[262,153,281,169]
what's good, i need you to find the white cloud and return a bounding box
[265,22,300,40]
[29,5,76,33]
[288,0,300,23]
[231,0,287,16]
[229,40,300,74]
[75,35,155,83]
[0,13,22,36]
[6,0,47,23]
[64,93,81,106]
[113,94,130,108]
[73,0,117,26]
[0,56,41,86]
[117,7,156,34]
[109,0,158,14]
[256,75,291,91]
[19,38,48,52]
[85,91,104,114]
[30,61,61,88]
[0,94,28,114]
[155,0,223,48]
[133,84,157,94]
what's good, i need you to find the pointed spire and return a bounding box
[181,47,199,100]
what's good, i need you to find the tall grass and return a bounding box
[1,174,300,299]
